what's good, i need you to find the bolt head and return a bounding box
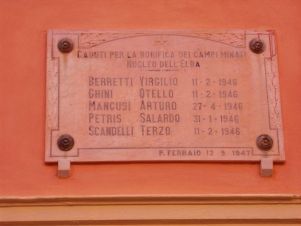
[249,38,265,54]
[57,38,73,53]
[256,134,273,151]
[57,134,74,151]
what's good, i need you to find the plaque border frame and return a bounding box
[45,30,285,176]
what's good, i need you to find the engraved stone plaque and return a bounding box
[45,30,284,175]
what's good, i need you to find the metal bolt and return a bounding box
[249,38,265,54]
[256,134,273,151]
[57,38,73,53]
[57,134,74,151]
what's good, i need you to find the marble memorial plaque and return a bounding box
[45,30,284,165]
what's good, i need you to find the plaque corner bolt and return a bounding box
[57,38,74,53]
[256,134,273,151]
[249,38,265,54]
[57,134,75,151]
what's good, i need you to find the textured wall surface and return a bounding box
[0,0,300,196]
